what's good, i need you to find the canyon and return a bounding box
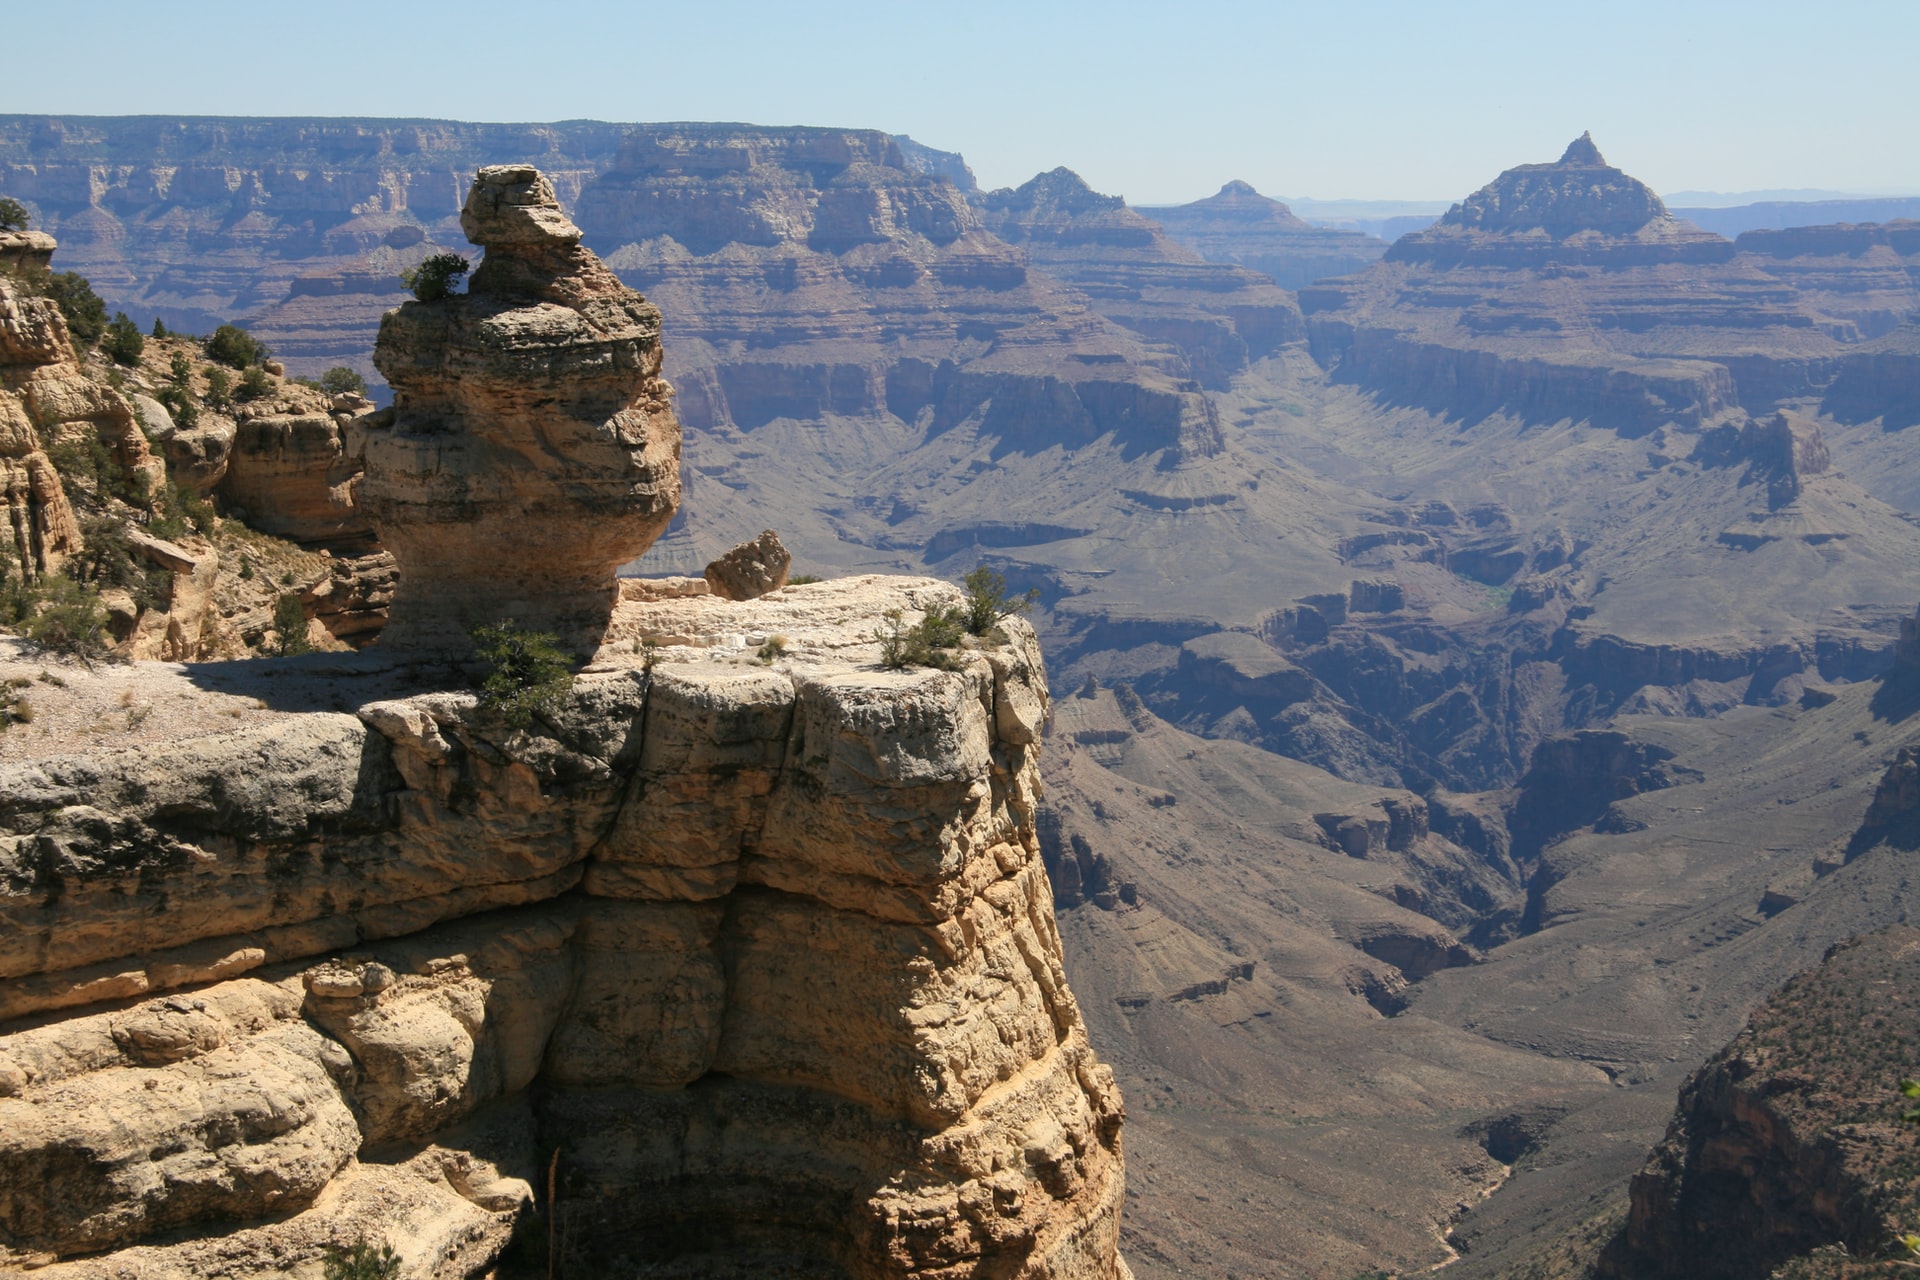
[4,118,1920,1277]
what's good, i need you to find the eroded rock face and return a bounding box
[363,165,681,654]
[1598,926,1920,1279]
[0,577,1126,1279]
[0,270,93,579]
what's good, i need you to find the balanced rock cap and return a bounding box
[459,164,583,247]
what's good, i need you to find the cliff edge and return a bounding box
[0,577,1125,1278]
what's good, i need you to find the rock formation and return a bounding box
[1139,180,1390,290]
[1597,926,1920,1279]
[703,527,791,600]
[1388,133,1733,267]
[361,165,682,654]
[0,233,161,582]
[0,576,1127,1278]
[1690,409,1831,508]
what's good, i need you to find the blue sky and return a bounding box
[7,0,1917,204]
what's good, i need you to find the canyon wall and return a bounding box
[1597,925,1920,1279]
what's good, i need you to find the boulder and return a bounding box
[702,528,792,600]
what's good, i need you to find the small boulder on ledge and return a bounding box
[704,529,792,601]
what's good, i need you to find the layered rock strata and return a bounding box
[362,165,682,653]
[976,168,1306,391]
[0,577,1125,1279]
[0,116,635,348]
[573,126,1219,459]
[1302,135,1851,431]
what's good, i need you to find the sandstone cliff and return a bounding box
[0,577,1127,1279]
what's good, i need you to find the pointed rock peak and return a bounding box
[1218,180,1261,197]
[986,166,1124,218]
[1559,132,1606,166]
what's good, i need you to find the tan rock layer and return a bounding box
[0,579,1125,1279]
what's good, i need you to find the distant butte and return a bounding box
[1140,179,1390,290]
[1300,134,1857,432]
[1386,131,1733,265]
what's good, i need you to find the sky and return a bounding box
[6,0,1918,205]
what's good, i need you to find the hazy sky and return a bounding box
[7,0,1917,204]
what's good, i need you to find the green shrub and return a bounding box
[102,312,145,366]
[319,366,367,396]
[150,485,216,539]
[44,431,145,505]
[150,316,168,339]
[203,367,232,409]
[959,565,1038,637]
[755,633,789,664]
[788,574,823,586]
[400,253,470,302]
[874,605,966,671]
[29,270,109,346]
[322,1239,401,1280]
[17,575,109,660]
[471,620,574,728]
[273,594,312,656]
[236,365,273,401]
[0,197,29,231]
[71,516,167,609]
[204,323,269,370]
[155,384,199,430]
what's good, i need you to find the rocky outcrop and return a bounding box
[1598,925,1920,1279]
[1,270,95,579]
[0,229,56,274]
[219,411,372,545]
[703,528,791,600]
[361,165,682,654]
[0,577,1126,1278]
[1691,409,1831,508]
[1139,180,1389,291]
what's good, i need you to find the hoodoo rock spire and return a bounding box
[360,164,682,654]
